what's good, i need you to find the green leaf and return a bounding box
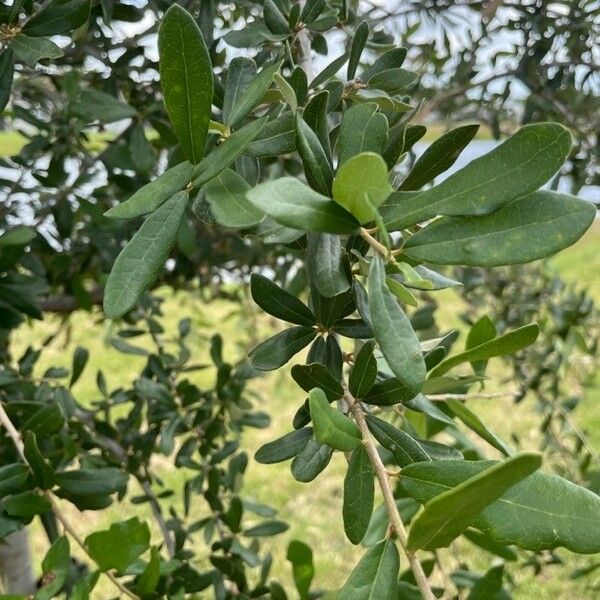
[364,377,415,406]
[244,519,289,537]
[0,225,35,246]
[362,48,407,81]
[304,90,332,163]
[463,529,517,562]
[367,68,418,94]
[310,53,348,89]
[255,428,313,464]
[407,453,541,551]
[264,0,290,34]
[308,388,361,451]
[466,315,496,375]
[246,112,296,157]
[74,89,137,123]
[399,124,479,191]
[0,49,14,114]
[251,274,315,326]
[347,21,370,79]
[249,326,316,370]
[467,565,505,600]
[291,363,343,400]
[291,436,333,482]
[223,57,257,125]
[56,468,128,496]
[295,112,333,195]
[23,0,90,36]
[401,459,600,553]
[4,491,51,517]
[159,4,213,164]
[246,177,359,234]
[287,540,314,600]
[337,103,388,165]
[365,414,430,467]
[343,446,374,544]
[389,123,572,229]
[0,464,30,496]
[137,547,160,595]
[339,539,400,600]
[227,60,282,126]
[368,256,425,399]
[104,191,188,319]
[11,34,63,67]
[333,152,392,223]
[429,323,539,377]
[403,190,595,266]
[349,341,377,398]
[307,233,350,298]
[191,116,268,186]
[204,168,263,228]
[37,537,70,600]
[23,431,55,489]
[86,517,150,572]
[274,73,298,110]
[105,161,193,219]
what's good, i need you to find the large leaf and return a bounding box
[403,190,595,266]
[86,517,150,572]
[159,4,213,164]
[23,0,90,36]
[105,161,193,219]
[332,152,392,223]
[406,453,541,550]
[308,388,361,451]
[251,273,315,326]
[11,35,63,67]
[400,459,600,553]
[343,446,374,544]
[249,326,316,370]
[339,539,400,600]
[204,168,263,228]
[429,323,539,377]
[337,103,388,165]
[368,256,425,399]
[399,124,479,191]
[388,123,571,229]
[104,191,188,319]
[246,177,360,234]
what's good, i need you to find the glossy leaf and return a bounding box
[249,326,316,371]
[407,453,541,550]
[291,363,343,400]
[332,152,392,223]
[159,4,213,164]
[246,177,360,234]
[390,123,572,229]
[343,446,374,544]
[104,191,188,319]
[105,161,193,219]
[403,190,595,266]
[368,256,425,399]
[339,539,400,600]
[309,388,361,451]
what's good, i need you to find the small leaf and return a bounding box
[349,341,377,398]
[274,72,297,110]
[390,123,571,229]
[251,274,315,326]
[364,377,414,406]
[137,547,160,595]
[291,436,333,482]
[223,57,257,125]
[255,428,313,464]
[246,177,359,234]
[368,256,425,399]
[367,68,418,94]
[307,233,350,298]
[295,112,333,195]
[249,326,316,371]
[86,517,150,572]
[362,48,408,81]
[465,315,496,375]
[333,152,392,224]
[407,453,541,551]
[264,0,290,35]
[23,431,55,489]
[56,468,128,496]
[0,49,14,114]
[246,112,296,157]
[403,190,595,266]
[343,446,374,544]
[309,388,361,451]
[337,103,388,165]
[287,540,314,600]
[105,161,193,219]
[4,491,51,517]
[347,21,370,79]
[74,89,137,123]
[11,34,63,67]
[291,363,344,400]
[429,323,539,377]
[104,191,188,319]
[159,4,213,164]
[204,168,263,228]
[243,519,289,537]
[37,537,70,600]
[339,539,400,600]
[467,565,505,600]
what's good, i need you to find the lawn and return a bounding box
[9,220,599,599]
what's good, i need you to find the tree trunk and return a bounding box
[0,529,35,595]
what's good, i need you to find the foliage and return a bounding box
[0,1,598,599]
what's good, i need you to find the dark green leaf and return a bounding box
[11,34,63,67]
[23,431,55,489]
[56,468,128,496]
[249,326,316,370]
[407,453,541,550]
[159,4,213,164]
[337,103,388,165]
[349,341,377,398]
[223,57,257,125]
[347,21,370,79]
[0,464,30,497]
[291,363,343,400]
[304,90,332,163]
[23,0,90,36]
[4,491,51,517]
[362,48,408,81]
[307,233,350,298]
[74,89,137,123]
[287,540,314,600]
[0,50,14,114]
[246,112,296,157]
[264,0,290,35]
[37,537,70,600]
[295,112,333,195]
[291,436,333,482]
[467,565,505,600]
[104,191,188,319]
[244,519,289,537]
[465,315,496,375]
[310,53,348,89]
[255,428,313,464]
[364,377,414,406]
[343,446,374,544]
[368,68,418,94]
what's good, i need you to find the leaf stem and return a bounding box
[346,390,436,600]
[359,227,392,260]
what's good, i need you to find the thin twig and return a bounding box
[346,390,436,600]
[427,391,519,402]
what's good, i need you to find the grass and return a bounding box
[8,223,599,598]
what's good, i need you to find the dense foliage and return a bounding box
[0,1,598,599]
